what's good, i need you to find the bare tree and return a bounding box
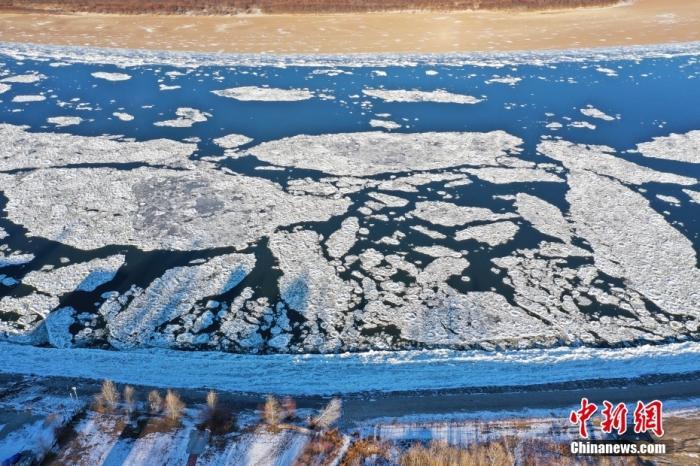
[123,385,136,415]
[206,390,218,411]
[262,395,281,430]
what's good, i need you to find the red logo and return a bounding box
[601,401,628,435]
[633,400,665,437]
[569,398,598,438]
[569,399,664,438]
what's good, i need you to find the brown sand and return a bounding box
[0,0,698,54]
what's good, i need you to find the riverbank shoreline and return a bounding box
[0,0,698,54]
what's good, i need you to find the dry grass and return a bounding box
[400,439,514,466]
[294,428,345,466]
[396,437,648,466]
[148,390,163,413]
[0,0,621,15]
[164,389,185,422]
[340,438,391,466]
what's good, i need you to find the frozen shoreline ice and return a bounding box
[2,41,693,69]
[0,340,697,395]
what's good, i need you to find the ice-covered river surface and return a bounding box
[0,42,698,394]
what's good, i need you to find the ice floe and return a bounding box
[0,124,195,170]
[412,201,517,227]
[23,255,125,295]
[396,290,553,347]
[369,119,401,130]
[248,131,523,176]
[47,116,82,127]
[0,252,34,268]
[656,194,680,205]
[212,86,314,101]
[515,193,572,244]
[12,95,45,102]
[485,76,522,86]
[213,133,253,150]
[112,111,134,121]
[0,73,44,83]
[463,167,563,184]
[91,71,131,81]
[684,189,700,203]
[104,253,255,348]
[154,107,210,127]
[270,229,355,353]
[595,67,619,77]
[580,105,616,121]
[455,221,519,246]
[410,225,447,240]
[636,129,700,163]
[3,165,349,251]
[568,121,596,130]
[362,89,482,104]
[0,83,10,94]
[566,170,700,317]
[0,294,59,343]
[538,139,697,185]
[326,217,360,259]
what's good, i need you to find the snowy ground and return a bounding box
[0,375,696,465]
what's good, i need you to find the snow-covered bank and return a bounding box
[0,341,698,395]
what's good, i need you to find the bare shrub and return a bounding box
[262,395,281,430]
[164,390,185,422]
[148,390,163,413]
[311,398,342,430]
[123,385,136,415]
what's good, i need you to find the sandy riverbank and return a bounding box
[0,0,698,54]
